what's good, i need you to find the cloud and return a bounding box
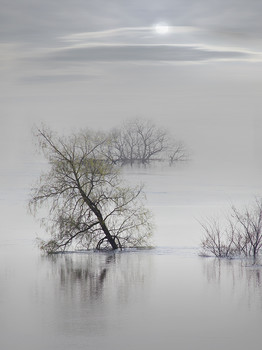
[61,26,198,43]
[21,73,96,84]
[53,26,262,64]
[2,0,262,46]
[44,44,250,63]
[6,23,262,88]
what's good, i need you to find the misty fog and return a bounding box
[2,0,262,349]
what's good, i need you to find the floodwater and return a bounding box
[1,162,262,349]
[1,246,262,350]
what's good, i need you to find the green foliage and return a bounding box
[29,126,154,253]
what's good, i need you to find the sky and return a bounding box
[1,0,262,184]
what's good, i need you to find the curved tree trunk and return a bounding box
[77,185,118,250]
[97,216,118,250]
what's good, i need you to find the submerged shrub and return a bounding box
[200,198,262,259]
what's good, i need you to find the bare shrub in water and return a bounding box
[104,118,189,166]
[200,199,262,259]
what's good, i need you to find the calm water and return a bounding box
[1,245,262,350]
[1,163,262,349]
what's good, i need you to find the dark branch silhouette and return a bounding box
[29,126,153,253]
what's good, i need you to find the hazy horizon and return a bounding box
[1,0,262,247]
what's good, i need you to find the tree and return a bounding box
[105,118,188,166]
[200,199,262,259]
[166,141,188,165]
[231,200,262,258]
[29,126,153,253]
[200,217,235,258]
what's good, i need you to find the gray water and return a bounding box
[1,245,262,350]
[1,163,262,349]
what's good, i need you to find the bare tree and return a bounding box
[105,118,188,166]
[200,217,235,258]
[135,119,168,164]
[105,123,140,166]
[231,199,262,259]
[166,141,189,165]
[200,199,262,259]
[29,126,153,253]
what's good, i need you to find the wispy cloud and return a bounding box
[46,43,251,63]
[60,26,198,43]
[16,25,262,86]
[21,73,96,84]
[51,26,262,64]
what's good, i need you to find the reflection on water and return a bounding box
[2,159,262,349]
[202,257,262,310]
[1,247,262,350]
[42,251,152,307]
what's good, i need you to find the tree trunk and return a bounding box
[78,186,118,250]
[99,219,118,250]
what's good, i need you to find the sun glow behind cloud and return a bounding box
[55,25,262,64]
[2,0,262,88]
[154,24,169,34]
[61,26,197,43]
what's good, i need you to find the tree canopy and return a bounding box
[29,126,153,253]
[105,118,188,166]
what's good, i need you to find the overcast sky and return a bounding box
[1,0,262,184]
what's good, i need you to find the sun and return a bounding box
[154,23,169,34]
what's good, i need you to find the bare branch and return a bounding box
[29,125,153,253]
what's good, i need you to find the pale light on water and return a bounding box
[1,245,262,350]
[1,164,262,349]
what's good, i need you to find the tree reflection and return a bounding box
[42,251,152,304]
[201,257,262,309]
[37,251,153,337]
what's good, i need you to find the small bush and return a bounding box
[200,199,262,259]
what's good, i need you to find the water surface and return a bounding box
[1,164,262,349]
[1,245,262,350]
